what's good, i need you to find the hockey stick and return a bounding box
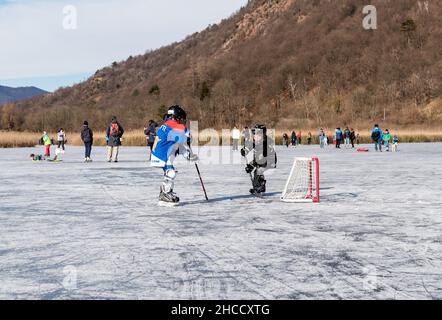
[188,144,209,201]
[241,148,257,187]
[194,163,209,201]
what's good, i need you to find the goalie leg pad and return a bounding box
[252,172,266,193]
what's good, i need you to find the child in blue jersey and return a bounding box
[151,105,198,205]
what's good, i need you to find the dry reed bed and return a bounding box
[1,130,442,148]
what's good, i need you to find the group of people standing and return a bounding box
[37,129,67,161]
[371,124,399,152]
[280,125,399,152]
[37,121,400,164]
[38,116,125,163]
[37,116,160,163]
[282,131,314,147]
[79,117,125,163]
[334,127,358,149]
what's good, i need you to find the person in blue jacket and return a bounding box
[151,105,198,205]
[335,128,343,149]
[371,124,384,152]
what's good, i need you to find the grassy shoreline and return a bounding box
[1,130,442,148]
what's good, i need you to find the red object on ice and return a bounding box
[357,148,369,152]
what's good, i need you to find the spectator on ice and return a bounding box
[243,127,251,147]
[383,129,392,152]
[144,120,158,160]
[291,131,297,147]
[232,126,241,151]
[57,128,66,151]
[106,116,125,163]
[319,128,326,149]
[392,134,399,152]
[282,133,289,148]
[350,128,356,148]
[335,128,343,149]
[81,121,94,163]
[371,124,383,152]
[41,131,52,159]
[297,131,302,145]
[307,132,312,145]
[344,127,351,148]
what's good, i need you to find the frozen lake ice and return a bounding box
[0,143,441,299]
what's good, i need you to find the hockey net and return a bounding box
[281,157,320,203]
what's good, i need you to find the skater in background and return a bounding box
[335,128,343,149]
[371,124,383,152]
[151,105,198,205]
[392,134,399,152]
[291,131,297,147]
[232,126,241,151]
[350,128,356,149]
[356,133,360,145]
[41,131,52,159]
[81,121,94,162]
[383,129,392,152]
[241,125,277,197]
[106,116,124,163]
[243,127,251,147]
[57,128,66,151]
[297,131,302,145]
[282,133,289,148]
[344,127,351,148]
[307,132,312,145]
[319,128,326,148]
[144,120,158,160]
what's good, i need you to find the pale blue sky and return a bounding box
[0,0,248,91]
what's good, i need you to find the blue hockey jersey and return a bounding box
[151,119,190,168]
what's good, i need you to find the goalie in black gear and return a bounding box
[241,125,277,196]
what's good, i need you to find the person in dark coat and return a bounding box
[282,133,289,148]
[291,131,297,147]
[335,128,343,149]
[80,121,94,162]
[144,120,158,160]
[350,128,356,148]
[106,116,124,162]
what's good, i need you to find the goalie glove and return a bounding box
[245,162,256,174]
[241,147,248,157]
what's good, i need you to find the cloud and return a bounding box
[0,0,247,79]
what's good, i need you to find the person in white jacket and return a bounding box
[232,126,241,151]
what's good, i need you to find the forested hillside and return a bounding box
[3,0,442,132]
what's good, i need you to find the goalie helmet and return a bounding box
[167,105,187,121]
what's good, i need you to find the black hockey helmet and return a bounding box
[167,105,187,121]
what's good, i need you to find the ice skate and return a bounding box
[158,187,180,207]
[249,188,264,198]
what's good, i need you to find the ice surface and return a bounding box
[0,144,441,300]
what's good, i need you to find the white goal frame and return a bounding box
[281,157,320,203]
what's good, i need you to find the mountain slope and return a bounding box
[0,85,47,105]
[6,0,442,131]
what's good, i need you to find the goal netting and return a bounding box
[281,157,320,203]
